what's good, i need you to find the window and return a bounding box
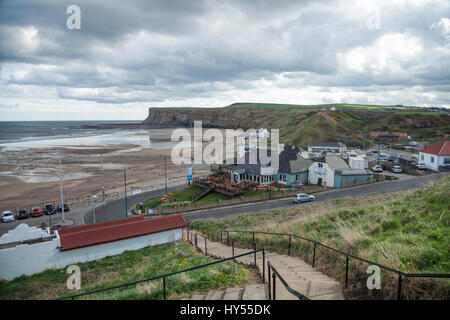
[431,156,435,163]
[421,154,424,161]
[318,163,323,168]
[444,158,450,165]
[295,174,300,181]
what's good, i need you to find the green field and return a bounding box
[191,178,450,299]
[0,241,250,300]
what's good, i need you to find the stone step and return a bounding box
[191,294,206,300]
[223,287,244,300]
[242,284,267,300]
[205,290,225,300]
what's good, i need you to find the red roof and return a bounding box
[58,214,187,251]
[419,141,450,156]
[370,131,408,138]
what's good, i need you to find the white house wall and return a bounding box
[308,163,334,187]
[0,228,183,281]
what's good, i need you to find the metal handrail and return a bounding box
[221,229,450,299]
[267,260,309,300]
[59,244,266,300]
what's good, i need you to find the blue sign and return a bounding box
[187,167,192,181]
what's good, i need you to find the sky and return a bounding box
[0,0,449,120]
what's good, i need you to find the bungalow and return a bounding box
[308,142,347,154]
[419,140,450,171]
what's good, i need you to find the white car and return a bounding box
[293,193,315,203]
[391,166,403,173]
[2,211,15,223]
[416,163,427,170]
[372,165,383,172]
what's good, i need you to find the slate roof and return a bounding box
[325,155,350,171]
[58,214,187,251]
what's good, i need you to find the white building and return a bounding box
[308,155,349,187]
[308,142,347,154]
[418,141,450,171]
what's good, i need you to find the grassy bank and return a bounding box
[191,177,450,299]
[0,241,250,300]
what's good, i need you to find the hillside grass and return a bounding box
[0,241,251,300]
[191,177,450,299]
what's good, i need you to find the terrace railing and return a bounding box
[215,229,450,300]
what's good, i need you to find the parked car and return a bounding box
[391,166,403,173]
[16,209,29,220]
[293,193,315,203]
[56,203,70,213]
[366,151,373,156]
[43,203,56,215]
[30,207,43,217]
[416,163,427,170]
[372,165,383,172]
[2,211,15,223]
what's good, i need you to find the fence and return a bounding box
[215,229,450,300]
[59,232,266,300]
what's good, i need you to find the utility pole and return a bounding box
[101,153,105,201]
[124,169,128,217]
[161,155,168,194]
[59,157,65,224]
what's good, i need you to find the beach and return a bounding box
[0,123,211,212]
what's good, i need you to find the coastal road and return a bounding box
[85,172,448,224]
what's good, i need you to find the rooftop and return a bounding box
[58,214,187,251]
[419,141,450,156]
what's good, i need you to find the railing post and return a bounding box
[288,235,291,256]
[195,234,198,248]
[220,231,222,244]
[397,273,402,300]
[227,231,229,246]
[252,231,255,244]
[272,271,276,300]
[345,255,349,289]
[262,249,265,284]
[312,242,317,268]
[232,240,235,261]
[163,277,166,300]
[253,243,257,267]
[268,264,271,300]
[205,236,207,255]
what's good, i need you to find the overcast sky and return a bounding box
[0,0,449,120]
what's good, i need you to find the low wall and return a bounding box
[145,186,326,216]
[0,228,182,280]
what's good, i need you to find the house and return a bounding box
[308,155,349,187]
[334,169,373,188]
[370,132,408,143]
[228,145,312,187]
[419,141,450,171]
[307,142,347,154]
[0,214,187,280]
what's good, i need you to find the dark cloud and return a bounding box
[0,0,449,117]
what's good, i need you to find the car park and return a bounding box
[16,209,29,220]
[293,193,315,203]
[391,166,403,173]
[43,203,56,215]
[30,207,43,217]
[2,211,15,223]
[57,203,70,213]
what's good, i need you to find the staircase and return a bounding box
[187,284,267,300]
[187,230,344,300]
[192,185,214,202]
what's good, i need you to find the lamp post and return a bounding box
[160,155,168,194]
[101,154,105,201]
[124,169,128,217]
[92,194,97,223]
[58,157,65,224]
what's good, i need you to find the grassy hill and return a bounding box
[191,177,450,299]
[146,103,450,148]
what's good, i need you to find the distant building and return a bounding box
[308,142,347,154]
[308,155,349,187]
[419,141,450,171]
[370,132,408,143]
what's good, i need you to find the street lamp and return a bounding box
[92,194,97,224]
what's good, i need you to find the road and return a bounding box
[84,172,447,224]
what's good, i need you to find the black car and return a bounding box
[16,209,29,219]
[43,203,56,215]
[56,203,70,213]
